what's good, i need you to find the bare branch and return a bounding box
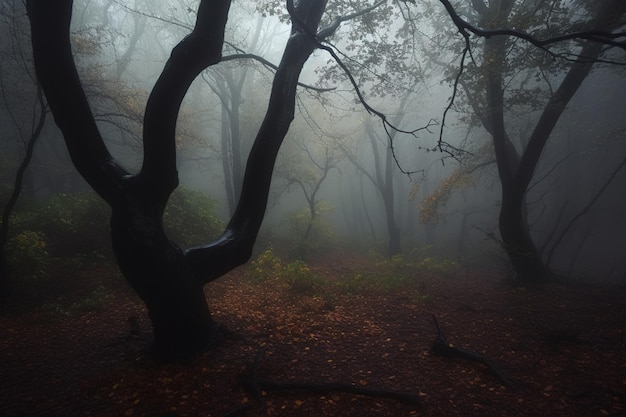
[317,0,386,40]
[27,0,129,204]
[140,0,231,201]
[221,53,335,92]
[438,0,626,64]
[546,158,626,267]
[286,0,439,151]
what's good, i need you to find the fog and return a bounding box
[0,0,626,415]
[2,0,625,282]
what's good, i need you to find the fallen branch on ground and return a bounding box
[431,314,516,388]
[237,350,424,411]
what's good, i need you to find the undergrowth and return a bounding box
[245,246,458,297]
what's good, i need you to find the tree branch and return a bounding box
[289,0,452,166]
[27,0,128,204]
[140,0,231,202]
[220,53,335,92]
[439,0,626,54]
[185,0,328,282]
[317,0,387,40]
[546,158,626,267]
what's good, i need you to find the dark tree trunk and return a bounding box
[383,141,401,257]
[382,183,401,256]
[0,85,46,300]
[366,123,401,257]
[498,185,548,281]
[28,0,328,357]
[475,0,624,282]
[109,191,216,357]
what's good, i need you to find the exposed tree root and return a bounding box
[431,314,516,388]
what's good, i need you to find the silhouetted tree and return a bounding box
[434,0,626,281]
[0,1,48,300]
[276,134,339,256]
[27,0,333,357]
[27,0,396,357]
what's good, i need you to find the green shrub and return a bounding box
[339,269,413,293]
[405,246,460,275]
[245,247,283,282]
[9,187,222,258]
[5,230,50,283]
[287,202,335,256]
[13,191,110,257]
[164,187,223,247]
[40,302,69,316]
[245,248,324,294]
[69,284,115,312]
[40,284,115,315]
[414,255,460,274]
[284,259,324,294]
[337,248,458,293]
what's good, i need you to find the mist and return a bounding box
[1,0,625,416]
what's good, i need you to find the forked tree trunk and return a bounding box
[476,0,624,282]
[28,0,329,358]
[110,202,216,357]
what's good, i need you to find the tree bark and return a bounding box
[0,84,47,301]
[478,0,624,282]
[110,191,216,357]
[28,0,327,357]
[366,121,401,256]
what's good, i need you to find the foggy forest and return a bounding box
[1,0,625,416]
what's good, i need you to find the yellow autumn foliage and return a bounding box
[419,169,474,224]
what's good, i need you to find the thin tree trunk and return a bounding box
[478,0,623,281]
[0,85,46,300]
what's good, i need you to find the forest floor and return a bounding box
[1,251,625,417]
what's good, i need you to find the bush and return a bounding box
[284,259,324,294]
[40,284,115,315]
[8,187,223,259]
[5,230,50,283]
[12,191,110,257]
[287,202,335,256]
[337,248,459,293]
[164,187,223,248]
[405,246,460,275]
[245,247,283,282]
[245,248,324,294]
[69,284,115,312]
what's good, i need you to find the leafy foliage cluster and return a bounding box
[340,248,459,293]
[246,247,325,294]
[255,0,417,98]
[284,259,325,294]
[164,188,224,248]
[419,169,474,225]
[4,187,222,286]
[11,192,111,257]
[248,246,459,297]
[287,203,335,254]
[5,230,50,284]
[245,247,284,283]
[39,284,115,315]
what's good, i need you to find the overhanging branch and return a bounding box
[221,53,335,92]
[27,0,129,204]
[286,0,442,166]
[140,0,231,201]
[439,0,626,63]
